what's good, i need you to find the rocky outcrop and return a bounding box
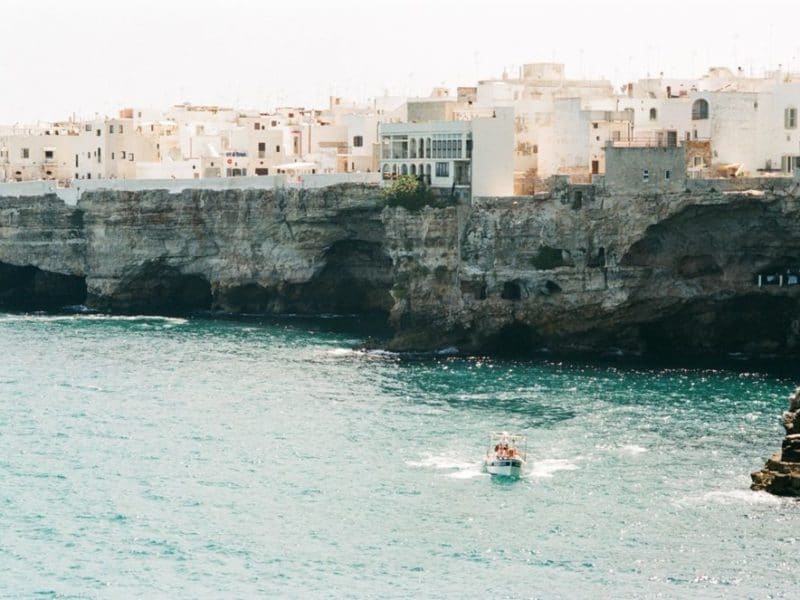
[2,180,800,357]
[751,387,800,495]
[383,183,800,356]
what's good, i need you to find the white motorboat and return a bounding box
[484,431,527,478]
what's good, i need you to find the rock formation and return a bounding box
[751,386,800,495]
[2,178,800,357]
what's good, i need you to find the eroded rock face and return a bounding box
[751,386,800,495]
[2,181,800,358]
[0,185,394,317]
[382,186,800,356]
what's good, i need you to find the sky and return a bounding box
[0,0,797,123]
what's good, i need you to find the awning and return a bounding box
[273,161,317,170]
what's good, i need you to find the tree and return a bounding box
[382,175,435,211]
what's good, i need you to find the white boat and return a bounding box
[484,431,527,478]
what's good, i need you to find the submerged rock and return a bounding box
[751,386,800,495]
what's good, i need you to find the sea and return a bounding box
[0,312,798,599]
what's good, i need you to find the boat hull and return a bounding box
[485,459,523,478]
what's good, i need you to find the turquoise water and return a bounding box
[0,313,797,599]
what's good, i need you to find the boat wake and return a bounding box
[405,454,487,479]
[525,458,579,478]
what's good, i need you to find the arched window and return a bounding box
[692,99,709,120]
[401,164,408,176]
[649,107,657,121]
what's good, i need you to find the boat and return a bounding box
[484,431,527,478]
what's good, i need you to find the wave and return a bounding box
[0,313,188,326]
[320,347,399,360]
[676,488,784,507]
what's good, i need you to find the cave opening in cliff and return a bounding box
[214,240,394,318]
[301,240,394,316]
[99,261,212,315]
[482,322,541,357]
[639,294,800,356]
[0,261,87,311]
[501,281,523,301]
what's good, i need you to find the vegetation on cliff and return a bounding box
[381,175,437,211]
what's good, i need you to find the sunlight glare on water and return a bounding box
[0,313,797,598]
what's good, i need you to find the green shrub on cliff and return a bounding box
[382,175,436,211]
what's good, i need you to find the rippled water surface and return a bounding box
[1,313,798,598]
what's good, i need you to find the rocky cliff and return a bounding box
[752,386,800,495]
[2,179,800,356]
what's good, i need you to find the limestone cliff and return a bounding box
[384,181,800,356]
[751,386,800,496]
[2,179,800,357]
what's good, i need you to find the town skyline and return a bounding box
[1,0,797,124]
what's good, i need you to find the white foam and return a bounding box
[324,347,365,358]
[447,467,489,480]
[677,489,784,507]
[620,444,648,455]
[406,454,476,470]
[436,346,460,355]
[526,458,579,478]
[321,347,399,360]
[0,313,187,326]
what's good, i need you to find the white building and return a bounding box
[379,107,514,197]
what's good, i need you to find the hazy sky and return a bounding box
[0,0,796,123]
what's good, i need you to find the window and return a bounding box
[781,156,800,172]
[85,124,92,132]
[642,169,649,182]
[121,151,127,159]
[254,122,261,130]
[435,162,449,177]
[275,145,281,153]
[75,154,79,167]
[44,150,54,159]
[119,125,123,134]
[97,148,101,163]
[129,153,134,161]
[96,129,101,136]
[691,99,709,120]
[21,148,29,159]
[109,125,114,134]
[665,169,671,180]
[592,122,599,129]
[271,120,277,127]
[649,108,657,121]
[353,135,363,147]
[612,130,621,142]
[258,142,266,158]
[111,152,115,160]
[785,107,797,129]
[694,156,703,167]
